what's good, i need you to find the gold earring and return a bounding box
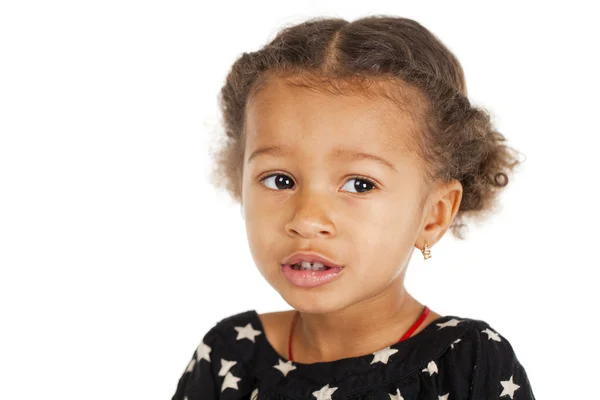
[421,243,432,260]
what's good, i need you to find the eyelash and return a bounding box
[258,172,379,195]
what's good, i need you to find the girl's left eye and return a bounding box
[341,177,377,194]
[260,173,377,194]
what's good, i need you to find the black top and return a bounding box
[171,310,535,399]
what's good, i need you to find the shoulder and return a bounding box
[430,316,535,399]
[433,315,523,367]
[208,309,292,340]
[202,309,261,349]
[200,309,292,363]
[171,310,265,400]
[443,316,522,361]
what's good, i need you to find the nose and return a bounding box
[284,189,336,239]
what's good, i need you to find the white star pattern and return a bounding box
[218,359,237,376]
[177,315,531,399]
[196,342,211,362]
[273,359,297,377]
[221,371,241,392]
[422,360,438,376]
[185,358,196,373]
[436,319,461,329]
[371,346,399,364]
[481,328,502,342]
[500,375,521,399]
[234,323,262,342]
[312,384,338,400]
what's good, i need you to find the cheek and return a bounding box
[350,198,421,267]
[244,198,279,241]
[244,215,270,259]
[356,195,421,237]
[243,198,283,272]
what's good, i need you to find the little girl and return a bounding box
[172,15,535,399]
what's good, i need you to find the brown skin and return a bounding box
[241,77,462,364]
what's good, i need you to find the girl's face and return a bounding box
[241,77,432,314]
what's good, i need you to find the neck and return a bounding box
[291,286,433,363]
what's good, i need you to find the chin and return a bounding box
[278,286,350,315]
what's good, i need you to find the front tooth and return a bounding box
[300,261,312,270]
[300,261,326,271]
[311,262,325,270]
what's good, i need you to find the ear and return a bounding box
[417,179,463,248]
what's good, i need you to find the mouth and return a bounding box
[280,251,344,287]
[280,262,344,288]
[280,251,343,269]
[288,261,333,271]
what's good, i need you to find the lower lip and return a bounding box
[281,264,344,288]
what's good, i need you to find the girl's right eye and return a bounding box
[260,173,295,190]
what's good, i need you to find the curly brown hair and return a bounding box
[209,15,524,239]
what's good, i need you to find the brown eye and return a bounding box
[261,173,295,190]
[342,177,377,194]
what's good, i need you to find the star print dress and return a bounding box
[171,310,535,399]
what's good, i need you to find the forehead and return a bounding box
[243,76,423,161]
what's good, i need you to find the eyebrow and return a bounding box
[246,145,397,172]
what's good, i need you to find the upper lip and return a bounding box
[281,251,343,268]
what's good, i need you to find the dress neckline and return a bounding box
[244,309,471,397]
[250,309,456,368]
[288,306,431,362]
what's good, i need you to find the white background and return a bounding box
[1,1,598,399]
